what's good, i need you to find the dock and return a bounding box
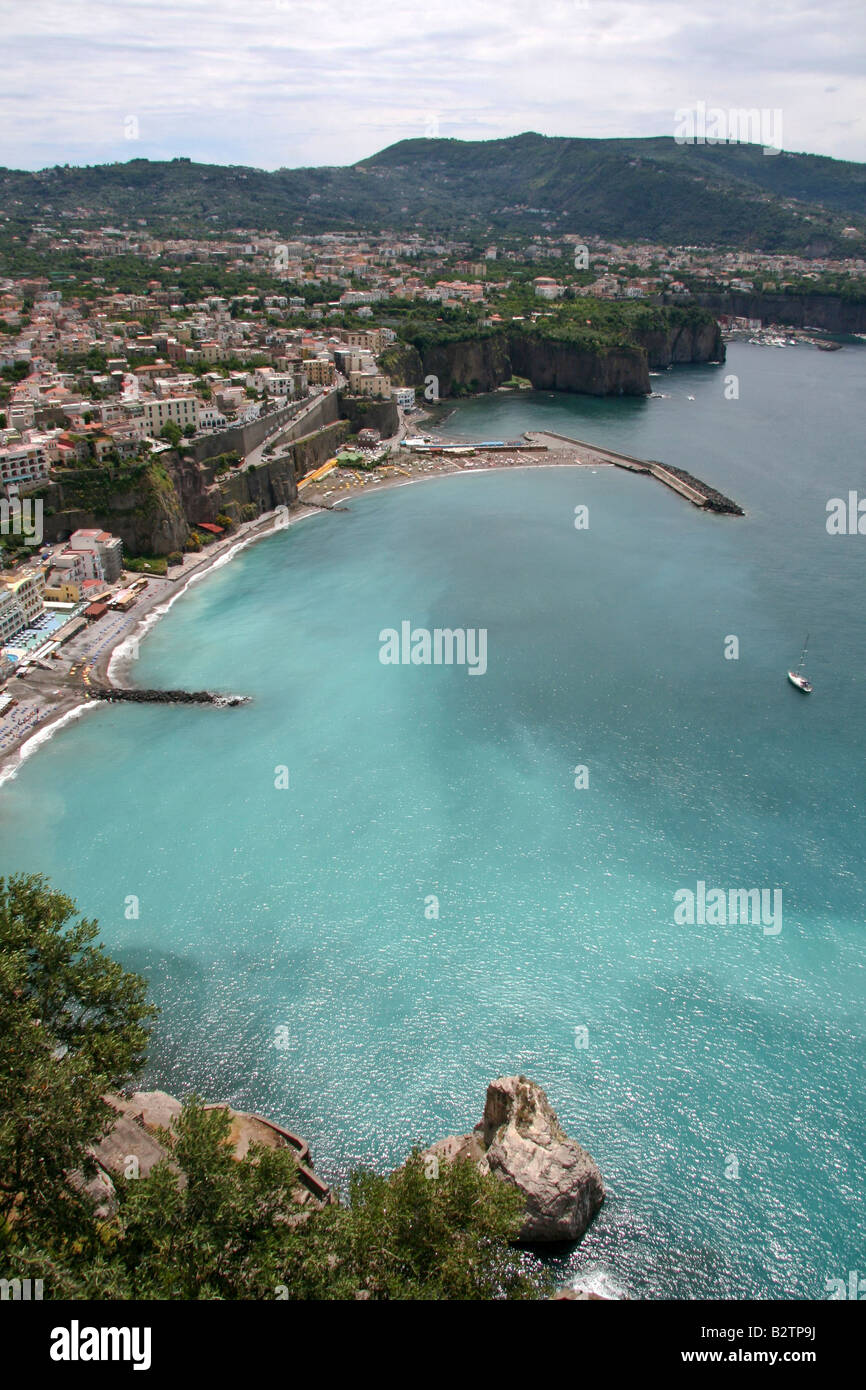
[523,431,744,515]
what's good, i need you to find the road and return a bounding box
[241,387,339,472]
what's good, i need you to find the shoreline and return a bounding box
[0,500,328,785]
[0,437,684,785]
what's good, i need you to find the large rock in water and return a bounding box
[428,1076,605,1243]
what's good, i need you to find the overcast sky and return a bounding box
[2,0,864,170]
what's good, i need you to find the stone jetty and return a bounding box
[86,684,249,707]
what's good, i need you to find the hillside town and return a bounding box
[1,220,864,706]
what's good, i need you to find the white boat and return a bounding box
[787,634,813,694]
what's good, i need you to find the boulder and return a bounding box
[427,1075,604,1244]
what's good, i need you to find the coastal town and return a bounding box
[1,221,862,772]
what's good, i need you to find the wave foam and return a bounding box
[0,701,101,787]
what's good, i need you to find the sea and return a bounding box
[1,341,864,1298]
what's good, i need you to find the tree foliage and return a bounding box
[0,876,546,1300]
[0,874,155,1238]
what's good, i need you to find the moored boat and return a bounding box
[787,670,813,693]
[787,634,813,693]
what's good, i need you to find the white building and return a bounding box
[142,396,199,435]
[533,277,565,299]
[392,387,416,409]
[0,434,56,494]
[197,406,228,432]
[69,529,123,582]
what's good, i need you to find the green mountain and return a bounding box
[1,134,865,254]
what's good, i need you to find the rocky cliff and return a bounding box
[37,461,189,555]
[509,335,650,395]
[340,394,400,437]
[635,317,725,368]
[684,289,866,335]
[35,418,347,556]
[385,318,724,399]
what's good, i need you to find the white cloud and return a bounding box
[0,0,863,169]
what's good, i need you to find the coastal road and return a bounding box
[241,388,338,472]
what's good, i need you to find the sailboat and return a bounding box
[787,634,813,694]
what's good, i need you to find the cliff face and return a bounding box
[339,395,400,436]
[634,318,724,368]
[685,290,866,334]
[168,419,348,534]
[402,320,723,399]
[508,335,650,395]
[37,418,347,556]
[378,343,425,387]
[38,462,189,556]
[421,336,513,396]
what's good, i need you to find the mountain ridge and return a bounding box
[2,134,865,255]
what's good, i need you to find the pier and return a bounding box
[523,431,744,514]
[86,684,249,707]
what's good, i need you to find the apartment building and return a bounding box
[0,433,57,493]
[69,529,123,582]
[0,586,26,645]
[142,395,199,435]
[303,358,335,386]
[348,370,391,399]
[1,568,45,629]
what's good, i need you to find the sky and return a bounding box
[1,0,864,171]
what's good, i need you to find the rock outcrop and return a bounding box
[427,1075,605,1243]
[392,314,724,399]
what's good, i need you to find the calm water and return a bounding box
[2,344,864,1298]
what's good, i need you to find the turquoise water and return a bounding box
[1,343,864,1298]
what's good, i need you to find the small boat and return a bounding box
[787,633,813,694]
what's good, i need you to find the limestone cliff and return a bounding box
[389,316,724,399]
[636,317,724,368]
[508,335,650,394]
[36,461,189,556]
[35,418,346,556]
[340,394,400,437]
[685,289,866,335]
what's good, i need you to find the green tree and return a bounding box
[0,874,155,1238]
[0,875,546,1301]
[160,419,182,447]
[287,1150,543,1300]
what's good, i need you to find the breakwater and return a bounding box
[86,685,249,707]
[525,431,744,515]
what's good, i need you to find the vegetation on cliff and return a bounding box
[383,299,721,395]
[0,875,546,1300]
[30,458,188,559]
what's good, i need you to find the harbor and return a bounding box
[394,428,745,515]
[520,430,744,513]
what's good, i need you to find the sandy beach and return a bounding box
[0,442,600,785]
